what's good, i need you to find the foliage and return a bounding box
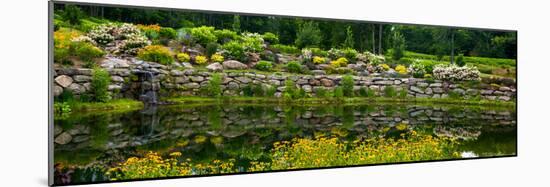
[137,45,174,65]
[205,42,219,56]
[391,31,406,60]
[54,102,72,116]
[54,29,80,64]
[295,21,322,48]
[333,87,344,99]
[106,151,237,180]
[365,51,385,65]
[177,53,191,62]
[341,48,358,62]
[119,33,150,55]
[210,53,225,63]
[214,29,239,42]
[206,73,223,97]
[61,5,84,25]
[383,86,397,97]
[380,64,390,71]
[262,32,279,44]
[328,48,344,59]
[341,75,355,97]
[343,26,355,49]
[232,15,241,33]
[221,41,246,61]
[249,131,458,171]
[285,61,303,73]
[240,32,264,53]
[433,64,481,81]
[255,60,273,71]
[330,57,348,68]
[283,79,297,99]
[270,44,300,55]
[395,65,408,74]
[408,62,426,78]
[315,87,331,98]
[195,55,208,65]
[456,53,465,67]
[137,24,161,39]
[301,48,313,63]
[310,48,328,57]
[190,26,218,46]
[159,27,177,39]
[313,56,326,64]
[91,67,111,102]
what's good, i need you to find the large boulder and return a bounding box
[223,60,248,70]
[54,132,72,145]
[53,85,63,97]
[55,75,73,88]
[206,63,223,72]
[101,57,130,68]
[67,83,86,94]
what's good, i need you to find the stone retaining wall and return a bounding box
[53,66,516,101]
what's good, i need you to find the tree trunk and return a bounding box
[378,24,383,55]
[450,29,455,64]
[372,24,376,54]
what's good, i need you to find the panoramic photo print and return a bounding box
[51,2,517,185]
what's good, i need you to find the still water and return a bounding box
[54,103,516,184]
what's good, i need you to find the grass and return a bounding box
[163,96,516,108]
[70,99,144,112]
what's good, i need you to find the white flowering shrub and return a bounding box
[71,35,97,45]
[433,64,481,81]
[328,48,344,59]
[408,62,426,78]
[88,23,116,45]
[119,33,151,55]
[364,51,385,65]
[87,23,150,55]
[301,48,312,62]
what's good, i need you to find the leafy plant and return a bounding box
[210,54,224,63]
[255,60,273,71]
[262,32,279,44]
[177,53,191,62]
[190,26,217,46]
[91,67,111,102]
[408,62,426,78]
[221,41,246,61]
[205,42,219,57]
[341,75,355,97]
[61,5,84,25]
[286,61,303,73]
[391,31,406,61]
[313,56,326,64]
[214,29,239,43]
[159,27,177,39]
[456,54,465,67]
[343,26,355,49]
[395,65,408,74]
[330,57,348,68]
[71,41,105,62]
[333,86,344,99]
[295,21,322,48]
[195,55,208,65]
[137,45,174,65]
[270,44,300,54]
[383,86,397,97]
[206,73,223,97]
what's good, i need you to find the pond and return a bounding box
[53,102,516,185]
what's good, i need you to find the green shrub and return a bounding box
[205,42,219,57]
[242,84,254,97]
[61,4,84,25]
[71,42,105,62]
[341,75,354,97]
[408,62,426,78]
[333,86,344,99]
[214,29,239,42]
[241,32,264,53]
[137,45,174,65]
[159,27,177,39]
[456,54,465,67]
[91,68,111,102]
[283,79,297,99]
[315,87,331,98]
[194,55,208,65]
[383,86,397,97]
[262,32,279,44]
[190,26,217,46]
[177,53,191,62]
[391,31,406,61]
[358,87,368,97]
[342,48,358,62]
[265,85,277,97]
[286,61,303,73]
[210,54,224,63]
[252,84,265,97]
[206,73,223,97]
[310,48,328,57]
[398,89,408,98]
[270,44,300,54]
[255,60,273,71]
[343,26,354,49]
[295,21,322,48]
[222,41,246,61]
[54,102,72,116]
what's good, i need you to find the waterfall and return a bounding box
[135,70,159,106]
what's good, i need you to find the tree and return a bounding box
[62,4,84,25]
[295,21,322,48]
[343,26,355,49]
[378,24,383,55]
[391,30,406,61]
[232,15,241,33]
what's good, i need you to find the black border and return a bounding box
[48,0,518,186]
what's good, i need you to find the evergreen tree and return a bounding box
[343,26,355,49]
[295,21,322,48]
[232,15,241,33]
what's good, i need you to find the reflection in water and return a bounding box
[53,103,516,185]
